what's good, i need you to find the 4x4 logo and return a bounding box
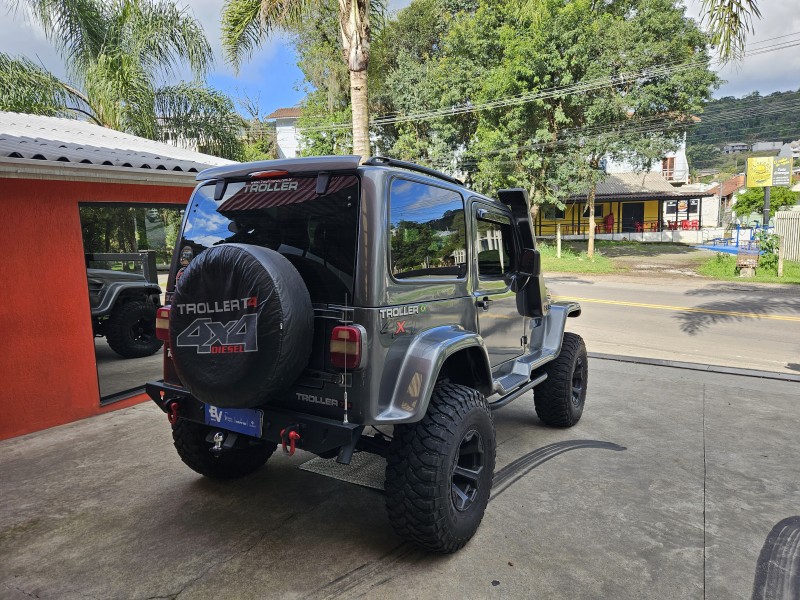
[176,314,258,354]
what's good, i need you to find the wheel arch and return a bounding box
[376,326,492,424]
[438,347,493,397]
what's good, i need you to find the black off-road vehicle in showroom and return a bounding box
[147,155,587,553]
[88,268,163,358]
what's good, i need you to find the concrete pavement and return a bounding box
[1,358,798,599]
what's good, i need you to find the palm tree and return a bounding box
[702,0,762,62]
[0,0,244,159]
[222,0,373,159]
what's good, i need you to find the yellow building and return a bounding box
[535,172,711,237]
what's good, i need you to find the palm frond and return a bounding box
[702,0,762,62]
[127,0,214,80]
[80,49,156,131]
[0,53,91,118]
[154,84,246,160]
[221,0,266,71]
[222,0,324,70]
[11,0,108,77]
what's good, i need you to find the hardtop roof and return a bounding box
[196,155,362,181]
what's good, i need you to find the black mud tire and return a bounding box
[105,300,163,358]
[533,332,588,427]
[385,383,496,553]
[172,419,276,479]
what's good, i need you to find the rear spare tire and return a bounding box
[170,244,313,408]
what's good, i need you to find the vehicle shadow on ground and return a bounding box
[676,285,800,335]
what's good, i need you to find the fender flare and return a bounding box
[375,326,492,424]
[91,282,162,317]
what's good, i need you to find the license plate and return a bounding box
[204,405,263,438]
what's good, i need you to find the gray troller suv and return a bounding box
[147,155,586,553]
[89,268,162,358]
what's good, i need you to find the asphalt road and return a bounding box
[547,273,800,375]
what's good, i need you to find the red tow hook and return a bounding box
[167,401,180,425]
[280,427,301,456]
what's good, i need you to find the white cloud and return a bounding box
[683,0,800,97]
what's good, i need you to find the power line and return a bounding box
[295,36,800,133]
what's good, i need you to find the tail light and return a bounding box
[155,306,171,342]
[330,325,365,370]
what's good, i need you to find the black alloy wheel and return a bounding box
[451,429,486,512]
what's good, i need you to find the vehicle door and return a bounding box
[471,202,527,367]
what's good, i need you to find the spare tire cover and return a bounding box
[170,243,313,408]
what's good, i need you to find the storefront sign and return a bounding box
[747,156,794,187]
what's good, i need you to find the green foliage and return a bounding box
[81,205,184,265]
[686,90,800,170]
[298,91,353,155]
[537,242,616,273]
[153,84,245,160]
[0,54,84,118]
[242,137,279,162]
[733,187,798,221]
[701,0,761,62]
[698,253,800,284]
[753,230,780,273]
[4,0,243,159]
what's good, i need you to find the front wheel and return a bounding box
[172,419,276,479]
[532,332,588,427]
[385,383,496,553]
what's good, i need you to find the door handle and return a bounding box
[476,297,493,311]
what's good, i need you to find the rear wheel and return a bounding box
[385,383,496,553]
[532,332,588,427]
[105,300,162,358]
[172,419,276,479]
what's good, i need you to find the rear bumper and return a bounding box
[146,380,363,458]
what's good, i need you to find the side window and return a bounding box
[389,179,467,280]
[476,214,516,279]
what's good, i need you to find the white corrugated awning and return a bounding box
[0,111,235,173]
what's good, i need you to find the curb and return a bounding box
[588,352,800,383]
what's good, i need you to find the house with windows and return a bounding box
[265,107,302,159]
[603,134,691,185]
[707,175,746,228]
[535,171,712,239]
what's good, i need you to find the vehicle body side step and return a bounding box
[488,372,548,411]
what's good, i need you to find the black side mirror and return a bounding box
[518,248,540,278]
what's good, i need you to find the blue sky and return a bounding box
[1,1,798,119]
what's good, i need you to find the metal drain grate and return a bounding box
[298,452,386,491]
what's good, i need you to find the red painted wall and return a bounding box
[0,178,192,439]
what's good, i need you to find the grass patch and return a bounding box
[539,242,617,273]
[697,253,800,284]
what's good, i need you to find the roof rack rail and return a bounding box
[363,156,463,186]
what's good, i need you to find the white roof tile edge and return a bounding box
[0,111,237,172]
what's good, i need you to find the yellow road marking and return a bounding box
[552,296,800,323]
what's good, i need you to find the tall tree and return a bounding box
[2,0,244,159]
[222,0,381,159]
[444,0,717,257]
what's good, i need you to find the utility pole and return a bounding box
[763,186,771,227]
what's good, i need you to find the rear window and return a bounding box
[173,175,360,303]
